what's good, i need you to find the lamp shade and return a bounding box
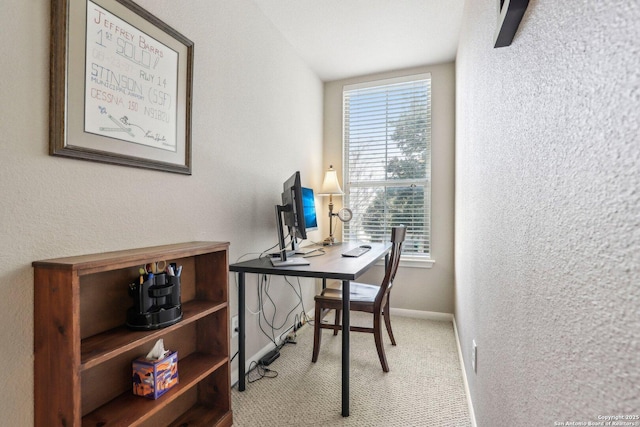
[319,165,343,195]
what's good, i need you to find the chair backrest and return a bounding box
[375,225,406,309]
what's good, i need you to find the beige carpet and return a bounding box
[231,312,472,426]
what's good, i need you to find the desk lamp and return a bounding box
[319,165,343,245]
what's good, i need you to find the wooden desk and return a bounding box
[229,242,391,417]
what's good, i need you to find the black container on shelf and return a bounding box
[126,273,182,330]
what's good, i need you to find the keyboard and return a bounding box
[341,246,371,258]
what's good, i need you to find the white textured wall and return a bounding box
[0,1,322,424]
[456,0,640,425]
[323,63,456,314]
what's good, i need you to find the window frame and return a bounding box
[341,73,433,264]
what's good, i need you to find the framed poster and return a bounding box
[50,0,194,174]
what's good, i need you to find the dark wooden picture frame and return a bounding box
[494,0,530,48]
[50,0,194,174]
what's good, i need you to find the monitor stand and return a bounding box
[274,203,304,262]
[270,257,310,267]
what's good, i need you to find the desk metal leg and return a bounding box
[341,279,350,417]
[238,272,246,391]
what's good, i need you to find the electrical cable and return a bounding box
[246,360,278,384]
[257,274,277,347]
[233,236,318,373]
[234,252,265,263]
[283,276,303,299]
[263,280,302,330]
[259,231,294,259]
[232,251,270,317]
[259,241,281,259]
[293,276,314,326]
[259,274,303,337]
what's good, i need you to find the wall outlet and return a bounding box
[471,340,477,373]
[232,316,239,338]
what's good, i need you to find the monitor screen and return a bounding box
[302,187,318,232]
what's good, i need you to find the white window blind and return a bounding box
[342,74,431,257]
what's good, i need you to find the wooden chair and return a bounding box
[311,225,406,372]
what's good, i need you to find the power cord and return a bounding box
[246,360,278,384]
[232,241,317,384]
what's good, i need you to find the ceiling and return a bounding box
[252,0,466,82]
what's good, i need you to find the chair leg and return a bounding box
[383,298,396,346]
[333,308,341,336]
[312,303,322,363]
[373,312,389,372]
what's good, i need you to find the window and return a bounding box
[342,74,431,257]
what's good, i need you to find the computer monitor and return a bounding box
[275,172,317,261]
[301,187,318,234]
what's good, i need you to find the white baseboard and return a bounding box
[389,307,454,322]
[452,316,478,427]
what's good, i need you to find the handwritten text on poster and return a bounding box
[84,1,178,151]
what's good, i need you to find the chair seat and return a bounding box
[319,282,380,303]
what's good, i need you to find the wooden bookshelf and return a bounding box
[33,241,232,427]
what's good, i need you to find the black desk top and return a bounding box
[229,242,391,281]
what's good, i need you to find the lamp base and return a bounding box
[323,236,337,246]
